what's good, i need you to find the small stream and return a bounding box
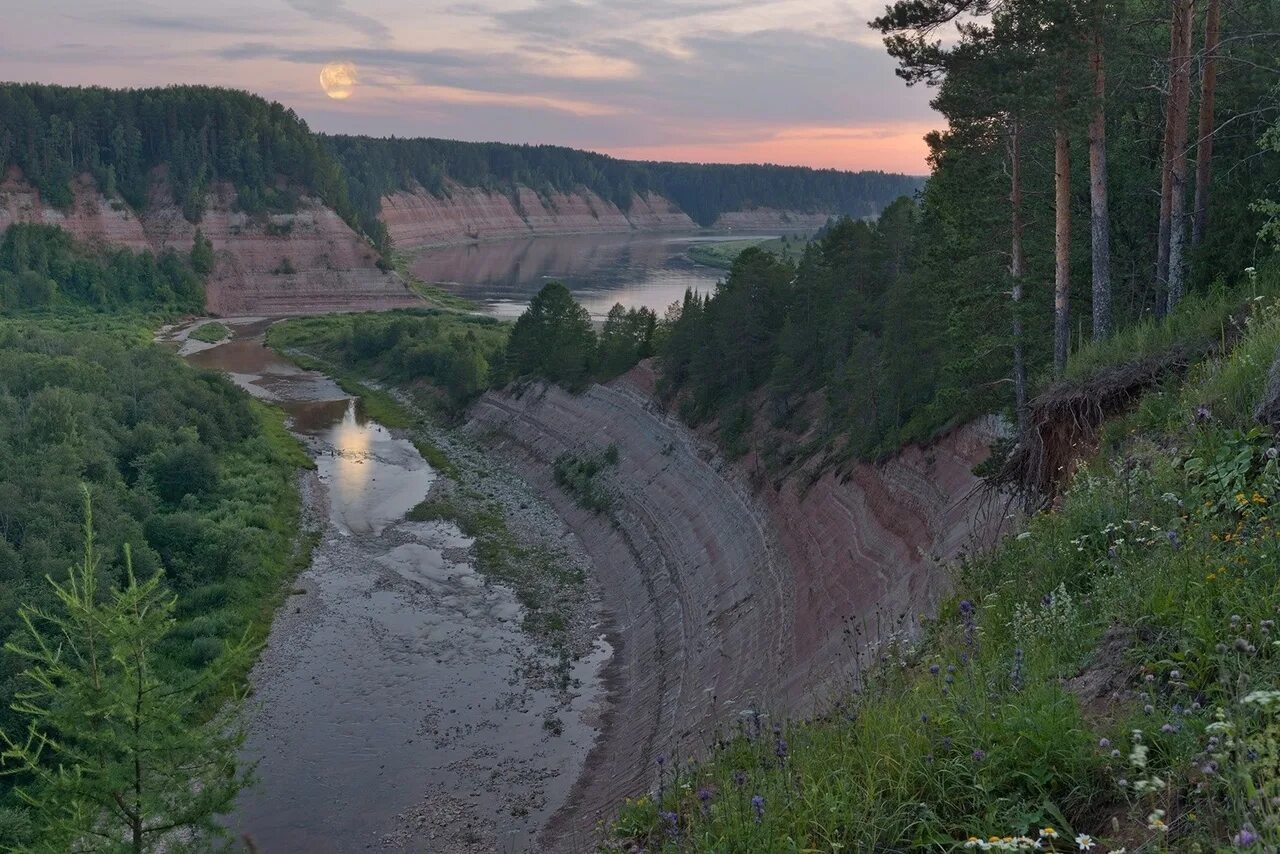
[177,319,608,852]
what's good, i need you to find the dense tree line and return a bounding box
[0,83,382,244]
[0,223,203,312]
[0,318,303,765]
[867,0,1280,426]
[325,134,924,227]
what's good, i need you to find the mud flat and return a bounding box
[173,319,608,853]
[464,365,1004,840]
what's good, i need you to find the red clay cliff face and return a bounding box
[379,181,832,249]
[464,366,1004,846]
[0,169,420,315]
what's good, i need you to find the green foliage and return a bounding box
[553,445,620,513]
[188,321,229,344]
[0,83,384,248]
[0,317,305,749]
[507,282,595,389]
[189,229,215,277]
[270,309,508,411]
[0,491,252,852]
[658,202,941,461]
[597,304,657,379]
[0,225,202,313]
[612,303,1280,852]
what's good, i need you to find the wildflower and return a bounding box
[1169,670,1181,680]
[775,737,789,761]
[751,794,765,823]
[660,810,679,838]
[1195,405,1213,423]
[1233,827,1259,847]
[1242,689,1280,709]
[1147,809,1168,833]
[1098,738,1111,750]
[972,749,986,762]
[1167,530,1181,549]
[964,838,983,850]
[1039,827,1059,839]
[1074,834,1096,850]
[1160,723,1177,734]
[732,769,746,788]
[929,663,940,675]
[959,599,973,614]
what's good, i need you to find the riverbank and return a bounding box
[168,317,611,852]
[265,310,1001,845]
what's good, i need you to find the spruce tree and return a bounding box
[0,489,253,853]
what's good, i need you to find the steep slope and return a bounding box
[0,168,419,315]
[463,363,1002,843]
[379,183,840,249]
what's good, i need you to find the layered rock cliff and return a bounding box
[379,181,833,249]
[463,365,1003,845]
[0,168,420,315]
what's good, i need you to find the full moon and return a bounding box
[319,62,357,100]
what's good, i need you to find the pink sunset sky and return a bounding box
[0,0,940,174]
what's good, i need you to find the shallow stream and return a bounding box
[178,320,607,852]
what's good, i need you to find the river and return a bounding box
[409,231,783,318]
[175,319,608,853]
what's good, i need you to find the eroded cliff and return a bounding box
[464,365,1003,844]
[0,168,420,315]
[379,181,833,249]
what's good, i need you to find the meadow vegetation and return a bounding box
[608,291,1280,852]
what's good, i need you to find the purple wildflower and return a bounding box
[775,737,789,762]
[1232,827,1259,847]
[1167,530,1181,549]
[732,769,746,788]
[697,788,714,815]
[660,810,680,838]
[751,794,765,823]
[929,664,941,676]
[972,749,987,763]
[1194,405,1212,424]
[1098,738,1111,750]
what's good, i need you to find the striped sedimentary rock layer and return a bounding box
[464,364,1003,847]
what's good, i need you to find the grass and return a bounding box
[392,250,480,311]
[608,292,1280,852]
[189,321,230,343]
[687,235,812,270]
[1063,263,1280,383]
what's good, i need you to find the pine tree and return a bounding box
[0,489,253,854]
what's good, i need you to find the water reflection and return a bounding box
[411,231,782,318]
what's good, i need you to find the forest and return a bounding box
[641,0,1280,467]
[0,235,307,845]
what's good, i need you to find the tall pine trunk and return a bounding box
[1009,120,1027,432]
[1191,0,1222,247]
[1166,0,1196,312]
[1054,121,1072,376]
[1088,29,1112,340]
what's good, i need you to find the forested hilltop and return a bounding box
[324,134,923,228]
[0,82,920,257]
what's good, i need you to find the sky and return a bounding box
[0,0,940,174]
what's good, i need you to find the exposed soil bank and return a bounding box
[381,181,831,250]
[464,365,1004,843]
[0,169,420,315]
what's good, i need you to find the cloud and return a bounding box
[284,0,390,42]
[115,12,280,35]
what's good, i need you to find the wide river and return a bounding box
[410,231,781,318]
[177,320,608,853]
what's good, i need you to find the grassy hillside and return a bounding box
[607,281,1280,851]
